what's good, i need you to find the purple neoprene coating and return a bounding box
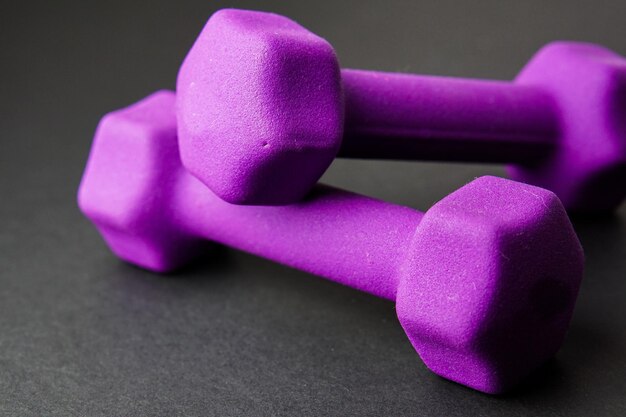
[177,9,626,211]
[78,91,585,394]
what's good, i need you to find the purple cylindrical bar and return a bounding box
[340,69,558,162]
[175,174,423,300]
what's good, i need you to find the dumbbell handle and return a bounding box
[340,69,558,162]
[174,172,423,300]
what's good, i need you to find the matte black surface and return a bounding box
[1,1,625,415]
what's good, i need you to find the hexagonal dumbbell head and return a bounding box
[398,176,584,393]
[78,90,208,272]
[177,8,343,205]
[513,42,626,212]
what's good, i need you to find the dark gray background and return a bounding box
[1,0,625,415]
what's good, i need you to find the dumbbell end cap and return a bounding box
[513,41,626,212]
[396,176,584,393]
[78,91,207,272]
[177,9,344,205]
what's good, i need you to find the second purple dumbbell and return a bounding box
[177,8,626,211]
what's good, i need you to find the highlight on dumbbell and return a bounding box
[177,8,626,211]
[78,91,584,394]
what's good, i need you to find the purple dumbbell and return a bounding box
[177,8,626,210]
[78,91,584,394]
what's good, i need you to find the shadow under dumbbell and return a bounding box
[104,244,236,303]
[495,358,565,398]
[114,244,233,279]
[165,244,234,279]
